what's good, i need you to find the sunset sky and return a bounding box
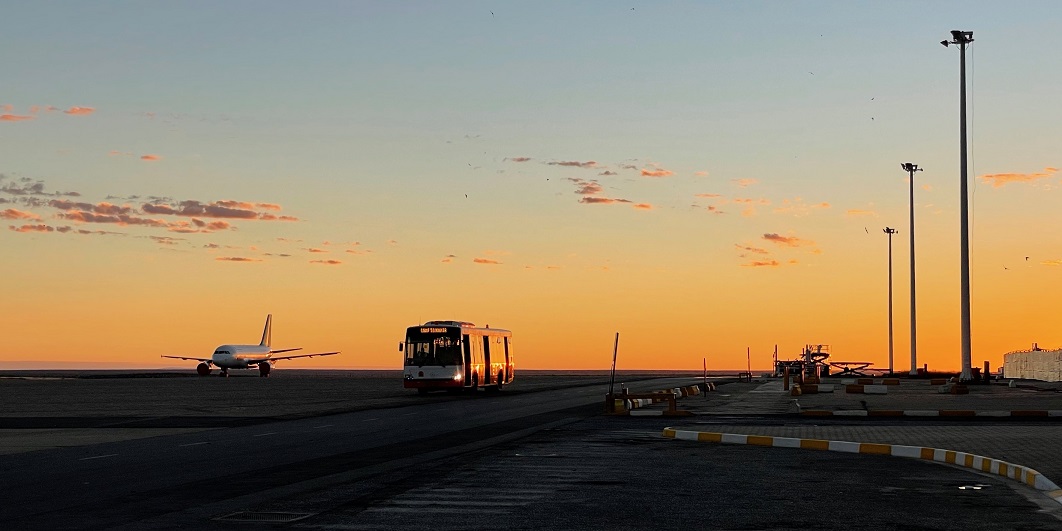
[3,2,1060,372]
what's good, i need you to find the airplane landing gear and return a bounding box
[219,368,229,377]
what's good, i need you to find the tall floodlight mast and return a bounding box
[884,227,898,375]
[901,163,922,375]
[942,30,974,381]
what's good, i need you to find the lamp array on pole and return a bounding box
[901,163,922,375]
[942,30,975,381]
[883,227,898,375]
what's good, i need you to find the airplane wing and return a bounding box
[268,351,340,361]
[269,348,302,354]
[161,355,212,363]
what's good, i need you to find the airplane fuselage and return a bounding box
[211,344,273,369]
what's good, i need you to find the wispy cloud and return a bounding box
[732,178,758,188]
[640,168,674,178]
[310,259,343,265]
[599,170,617,176]
[216,257,262,262]
[150,236,183,245]
[142,199,296,221]
[140,154,161,161]
[0,208,40,220]
[0,178,79,198]
[1041,259,1062,266]
[733,197,771,217]
[548,160,597,168]
[706,205,725,214]
[62,106,94,115]
[694,171,709,176]
[568,177,602,195]
[8,224,54,232]
[979,167,1058,188]
[580,196,630,205]
[735,244,769,256]
[773,198,830,217]
[505,157,531,162]
[1,114,34,122]
[441,254,456,263]
[763,233,815,247]
[845,209,877,217]
[695,193,722,199]
[473,258,502,265]
[307,248,328,253]
[742,259,781,268]
[633,203,653,210]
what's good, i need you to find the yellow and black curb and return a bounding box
[662,427,1062,505]
[800,410,1062,418]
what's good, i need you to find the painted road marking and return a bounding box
[79,454,118,461]
[362,418,379,422]
[179,441,209,447]
[253,432,278,437]
[312,424,333,429]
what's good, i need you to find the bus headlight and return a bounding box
[453,375,463,381]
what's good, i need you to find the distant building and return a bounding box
[1003,345,1062,382]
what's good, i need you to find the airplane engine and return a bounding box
[259,362,272,377]
[196,363,211,376]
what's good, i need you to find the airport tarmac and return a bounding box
[0,370,689,455]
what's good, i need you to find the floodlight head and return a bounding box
[941,40,950,47]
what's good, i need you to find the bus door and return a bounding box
[482,335,492,384]
[463,334,472,384]
[503,337,511,382]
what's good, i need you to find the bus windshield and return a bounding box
[405,336,462,366]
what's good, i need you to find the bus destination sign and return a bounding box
[420,327,448,334]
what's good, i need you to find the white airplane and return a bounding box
[162,314,339,377]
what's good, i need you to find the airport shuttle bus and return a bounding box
[401,320,514,394]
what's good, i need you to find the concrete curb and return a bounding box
[662,427,1062,505]
[801,410,1062,418]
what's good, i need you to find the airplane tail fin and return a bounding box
[260,314,272,347]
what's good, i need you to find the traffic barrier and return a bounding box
[881,378,900,386]
[662,427,1062,504]
[856,378,874,385]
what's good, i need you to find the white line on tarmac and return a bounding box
[362,418,379,422]
[312,424,333,429]
[253,432,278,437]
[403,412,416,416]
[79,454,118,461]
[179,442,209,447]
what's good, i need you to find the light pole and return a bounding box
[884,227,898,375]
[901,162,922,375]
[942,30,975,381]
